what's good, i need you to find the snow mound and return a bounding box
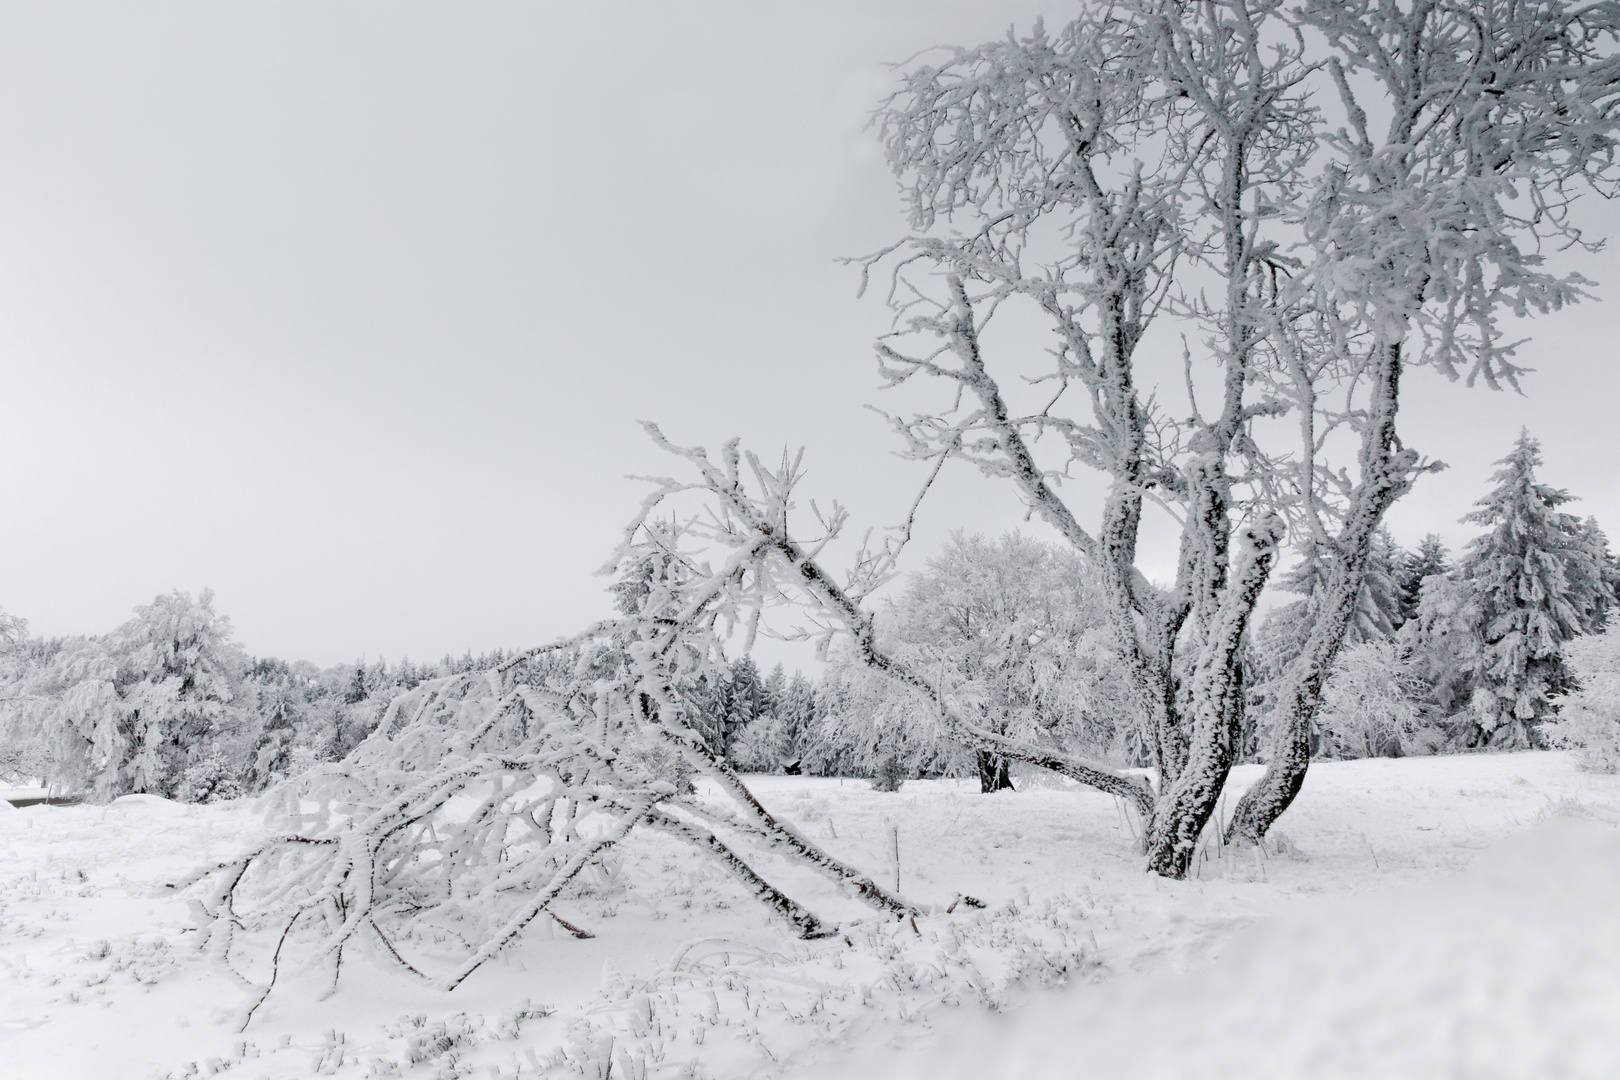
[839,817,1620,1080]
[107,793,181,812]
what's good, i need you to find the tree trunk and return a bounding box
[1144,515,1281,878]
[1223,671,1315,847]
[976,749,1014,793]
[1226,342,1412,846]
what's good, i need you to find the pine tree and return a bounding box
[778,670,816,773]
[1276,530,1403,643]
[1249,531,1407,747]
[1454,431,1615,747]
[721,656,763,758]
[248,674,303,789]
[1396,534,1452,626]
[1573,517,1620,634]
[762,663,787,723]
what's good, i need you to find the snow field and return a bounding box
[1,751,1616,1079]
[846,817,1620,1080]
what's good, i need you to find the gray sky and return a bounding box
[1,2,1616,668]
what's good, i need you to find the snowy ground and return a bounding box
[2,752,1617,1079]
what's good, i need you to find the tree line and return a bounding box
[0,601,529,801]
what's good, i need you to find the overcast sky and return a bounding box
[1,2,1616,669]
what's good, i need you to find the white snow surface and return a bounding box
[2,752,1617,1079]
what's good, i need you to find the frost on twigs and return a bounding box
[182,432,945,1020]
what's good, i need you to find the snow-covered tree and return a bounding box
[245,665,305,790]
[854,531,1134,790]
[2,590,251,801]
[188,443,942,1009]
[0,608,51,784]
[720,655,764,758]
[1402,573,1484,722]
[1396,535,1452,627]
[858,0,1620,868]
[110,589,247,798]
[1275,530,1405,646]
[1251,528,1406,720]
[1572,517,1620,635]
[867,1,1310,874]
[810,659,965,785]
[1225,0,1620,842]
[1314,640,1431,759]
[776,670,817,772]
[1449,432,1615,747]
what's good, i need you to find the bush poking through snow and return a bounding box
[870,757,907,793]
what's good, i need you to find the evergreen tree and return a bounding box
[1454,431,1614,747]
[678,672,728,757]
[721,656,763,758]
[1402,573,1481,720]
[727,661,800,774]
[342,660,370,705]
[1276,530,1403,643]
[778,670,816,772]
[1249,531,1407,749]
[762,663,787,723]
[1396,534,1452,626]
[1573,517,1620,634]
[248,674,303,789]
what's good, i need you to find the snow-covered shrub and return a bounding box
[727,711,792,773]
[871,755,907,792]
[173,753,244,804]
[1546,622,1620,772]
[620,737,696,794]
